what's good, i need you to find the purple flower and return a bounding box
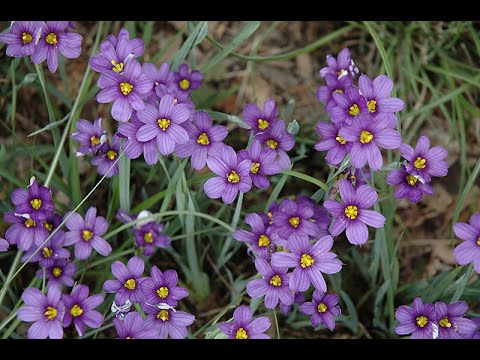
[219,305,271,339]
[273,199,319,239]
[238,139,281,189]
[339,113,402,170]
[31,21,82,73]
[271,234,342,292]
[136,94,190,156]
[242,98,278,134]
[316,74,353,112]
[64,206,112,260]
[0,238,9,252]
[114,311,157,339]
[153,83,195,113]
[314,121,353,166]
[91,134,121,178]
[386,164,433,203]
[142,304,195,339]
[37,259,76,291]
[400,135,448,183]
[468,318,480,339]
[330,86,368,125]
[175,110,229,170]
[144,267,189,307]
[246,258,294,309]
[62,284,104,337]
[142,62,175,100]
[96,59,152,122]
[0,21,43,57]
[4,212,49,251]
[103,256,148,304]
[233,213,282,260]
[358,74,404,127]
[434,301,477,339]
[324,179,385,245]
[204,145,252,204]
[11,177,54,222]
[42,213,63,233]
[118,111,159,165]
[21,230,70,268]
[255,119,295,170]
[71,118,108,155]
[174,63,203,93]
[132,221,171,257]
[395,297,435,339]
[319,48,358,79]
[453,211,480,273]
[17,287,65,339]
[299,290,341,331]
[90,28,145,87]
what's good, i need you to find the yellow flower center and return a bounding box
[157,118,171,131]
[227,170,240,184]
[126,336,133,339]
[251,162,260,174]
[144,232,153,244]
[300,253,315,268]
[90,136,100,146]
[416,315,428,328]
[367,100,377,113]
[235,327,248,339]
[42,247,53,258]
[348,104,360,116]
[197,132,210,145]
[106,150,117,160]
[477,237,480,246]
[52,267,62,277]
[405,174,418,186]
[335,135,347,145]
[344,205,358,220]
[45,306,58,320]
[120,82,133,96]
[269,275,282,287]
[124,279,136,290]
[439,317,451,328]
[43,221,53,232]
[30,198,42,210]
[157,309,169,321]
[179,79,190,90]
[414,157,427,169]
[289,216,300,228]
[82,230,93,241]
[111,59,124,73]
[156,286,169,298]
[46,32,57,45]
[258,234,270,247]
[24,218,36,228]
[360,130,374,144]
[70,304,84,317]
[266,139,278,149]
[22,32,33,44]
[317,303,328,313]
[334,89,343,93]
[258,119,269,130]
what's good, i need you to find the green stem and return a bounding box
[274,309,280,339]
[217,192,243,266]
[280,170,329,191]
[0,251,23,306]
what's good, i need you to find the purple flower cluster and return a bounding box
[219,305,271,339]
[387,135,448,203]
[103,256,195,339]
[17,285,104,338]
[315,48,403,170]
[395,297,477,339]
[0,21,82,73]
[71,118,122,178]
[116,209,171,256]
